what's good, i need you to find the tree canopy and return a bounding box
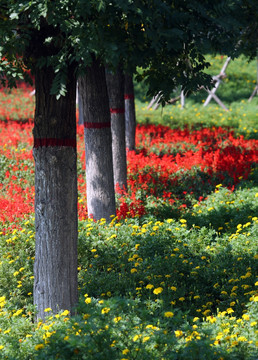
[1,0,255,100]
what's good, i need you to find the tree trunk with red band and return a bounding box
[106,67,127,192]
[79,58,116,221]
[33,65,78,321]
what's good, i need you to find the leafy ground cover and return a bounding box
[0,56,257,359]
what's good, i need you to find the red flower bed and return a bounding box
[0,120,257,224]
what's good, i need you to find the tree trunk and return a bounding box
[106,68,127,192]
[33,65,78,321]
[124,74,136,151]
[79,58,116,221]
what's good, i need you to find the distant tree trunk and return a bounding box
[77,80,84,125]
[33,65,78,321]
[106,67,127,192]
[124,74,136,151]
[79,57,116,221]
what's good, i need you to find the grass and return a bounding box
[0,55,257,359]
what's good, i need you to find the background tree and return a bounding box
[124,74,136,151]
[106,67,127,192]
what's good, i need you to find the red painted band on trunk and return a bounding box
[124,94,135,100]
[110,108,125,114]
[84,121,111,128]
[34,138,76,148]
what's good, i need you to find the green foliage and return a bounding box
[1,0,255,97]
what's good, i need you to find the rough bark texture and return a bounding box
[106,68,127,192]
[33,66,78,321]
[124,74,136,151]
[79,58,116,221]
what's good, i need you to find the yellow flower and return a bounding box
[179,297,185,302]
[207,316,216,323]
[242,314,250,321]
[131,268,137,273]
[44,308,52,312]
[35,344,44,350]
[153,287,163,295]
[146,284,154,289]
[170,286,177,291]
[143,336,150,343]
[113,316,122,323]
[122,349,130,355]
[13,309,23,317]
[61,310,70,316]
[238,336,247,342]
[0,345,4,350]
[133,335,140,342]
[101,307,110,314]
[226,308,234,314]
[174,330,183,337]
[164,312,174,318]
[85,297,91,304]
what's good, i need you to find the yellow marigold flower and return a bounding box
[164,312,174,318]
[167,219,174,223]
[193,317,199,322]
[250,321,257,326]
[170,286,177,291]
[13,309,23,317]
[153,287,163,295]
[131,268,137,273]
[226,308,234,314]
[238,336,247,342]
[61,310,69,316]
[146,284,154,289]
[85,297,91,304]
[143,336,150,343]
[194,295,200,299]
[174,330,183,337]
[179,297,185,301]
[101,307,110,314]
[44,308,52,312]
[207,316,216,323]
[113,316,122,323]
[133,335,140,342]
[242,314,250,320]
[35,344,44,350]
[122,349,130,355]
[202,309,211,316]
